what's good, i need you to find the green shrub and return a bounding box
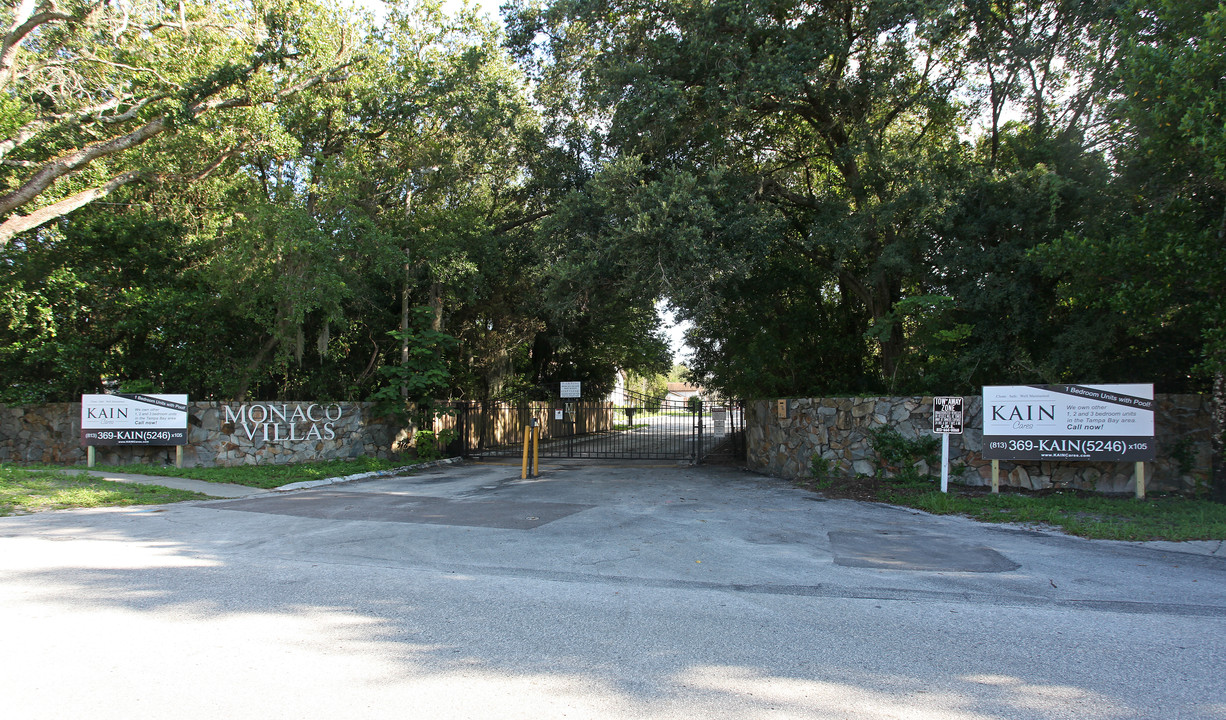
[413,428,457,462]
[868,426,940,486]
[810,453,833,489]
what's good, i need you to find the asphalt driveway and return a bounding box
[2,460,1223,719]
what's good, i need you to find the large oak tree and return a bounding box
[0,0,357,245]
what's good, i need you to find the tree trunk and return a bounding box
[429,281,443,331]
[401,250,410,399]
[872,276,904,383]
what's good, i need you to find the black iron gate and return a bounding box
[452,390,744,464]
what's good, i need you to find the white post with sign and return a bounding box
[932,396,964,493]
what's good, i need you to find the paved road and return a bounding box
[2,460,1223,719]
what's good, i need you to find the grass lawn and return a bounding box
[84,456,417,489]
[0,466,209,516]
[800,474,1226,542]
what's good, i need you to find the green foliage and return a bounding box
[809,454,834,490]
[0,214,242,402]
[626,369,668,410]
[869,427,940,485]
[0,1,670,406]
[118,380,160,394]
[512,0,973,389]
[506,0,1218,406]
[369,307,457,426]
[0,0,359,241]
[412,428,458,462]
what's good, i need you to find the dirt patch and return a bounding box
[794,475,1022,502]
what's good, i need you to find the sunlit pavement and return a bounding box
[2,460,1223,719]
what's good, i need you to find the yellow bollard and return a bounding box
[521,426,531,480]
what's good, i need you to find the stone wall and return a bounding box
[746,395,1211,494]
[0,401,413,468]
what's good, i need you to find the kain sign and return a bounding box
[982,384,1154,462]
[81,394,189,446]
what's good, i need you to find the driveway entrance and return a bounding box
[452,391,745,464]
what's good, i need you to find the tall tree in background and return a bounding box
[0,0,358,243]
[1040,0,1226,497]
[508,0,971,385]
[0,0,672,402]
[507,0,1191,400]
[0,213,243,402]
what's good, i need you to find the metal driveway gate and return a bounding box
[452,390,744,464]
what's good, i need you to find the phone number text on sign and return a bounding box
[83,430,184,444]
[984,437,1152,461]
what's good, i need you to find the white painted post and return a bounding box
[87,445,95,468]
[1135,461,1146,500]
[931,396,962,494]
[940,432,950,493]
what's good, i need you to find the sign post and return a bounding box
[932,396,964,493]
[559,382,581,456]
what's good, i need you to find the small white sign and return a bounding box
[560,381,581,398]
[932,396,964,435]
[554,409,564,420]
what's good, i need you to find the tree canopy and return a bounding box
[503,0,1215,395]
[0,0,670,404]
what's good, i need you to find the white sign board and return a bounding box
[712,407,727,436]
[982,384,1154,461]
[560,381,581,399]
[81,394,189,446]
[932,396,964,434]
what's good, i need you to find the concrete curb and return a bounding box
[273,457,465,492]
